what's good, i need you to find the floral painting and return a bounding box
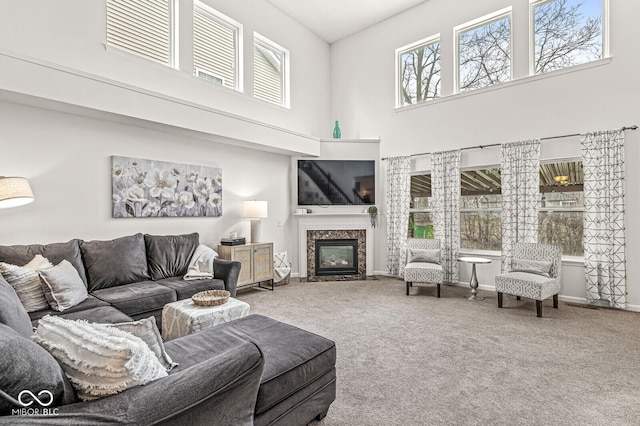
[112,156,222,218]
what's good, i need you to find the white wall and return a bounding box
[0,0,331,141]
[0,0,330,261]
[0,101,294,254]
[331,0,640,307]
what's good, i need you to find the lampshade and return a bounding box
[0,177,34,209]
[243,200,268,218]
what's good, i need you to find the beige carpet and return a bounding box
[237,277,640,426]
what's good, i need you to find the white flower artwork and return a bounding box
[112,156,222,218]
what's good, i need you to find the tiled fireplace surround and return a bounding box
[297,214,373,281]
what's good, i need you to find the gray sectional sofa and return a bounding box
[0,233,336,425]
[0,232,239,330]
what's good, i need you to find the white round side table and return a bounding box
[458,257,492,301]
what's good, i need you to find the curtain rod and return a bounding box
[381,125,638,161]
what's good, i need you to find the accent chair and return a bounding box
[404,238,444,297]
[495,242,562,317]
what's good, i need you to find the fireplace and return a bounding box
[315,239,358,276]
[305,228,366,281]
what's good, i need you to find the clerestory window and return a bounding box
[532,0,606,74]
[106,0,177,67]
[253,33,289,107]
[193,1,242,91]
[455,8,512,92]
[396,35,441,107]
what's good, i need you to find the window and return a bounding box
[253,33,289,107]
[532,0,604,74]
[106,0,177,67]
[410,161,584,256]
[460,168,502,251]
[409,174,434,239]
[539,160,584,256]
[396,35,441,107]
[193,1,242,91]
[456,8,512,92]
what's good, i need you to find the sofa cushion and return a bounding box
[28,295,111,323]
[0,274,34,338]
[38,260,88,311]
[145,233,200,281]
[91,281,177,317]
[81,233,150,291]
[58,306,134,324]
[0,324,76,414]
[156,276,225,300]
[0,239,88,286]
[0,255,53,312]
[33,315,168,401]
[164,314,336,416]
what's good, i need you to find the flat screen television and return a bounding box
[297,159,375,206]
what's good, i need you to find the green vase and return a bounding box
[333,121,341,139]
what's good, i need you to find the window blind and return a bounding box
[107,0,171,65]
[193,4,238,89]
[254,40,284,105]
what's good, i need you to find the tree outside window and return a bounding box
[457,11,511,92]
[533,0,603,74]
[408,174,434,239]
[460,168,502,251]
[397,36,441,107]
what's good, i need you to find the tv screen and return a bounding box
[297,160,375,206]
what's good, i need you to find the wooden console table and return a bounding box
[217,242,274,291]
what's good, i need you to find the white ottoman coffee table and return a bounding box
[162,297,250,341]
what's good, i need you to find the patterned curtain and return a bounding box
[581,130,626,308]
[431,150,460,283]
[385,156,411,275]
[501,140,540,273]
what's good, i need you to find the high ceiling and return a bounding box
[264,0,430,44]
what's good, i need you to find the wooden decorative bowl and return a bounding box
[191,290,230,307]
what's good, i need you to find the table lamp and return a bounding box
[0,176,34,208]
[244,200,268,243]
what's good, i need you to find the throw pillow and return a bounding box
[274,251,291,283]
[408,249,440,265]
[0,274,34,338]
[109,317,178,371]
[0,324,76,414]
[511,258,553,277]
[33,315,168,401]
[38,260,88,312]
[0,255,53,312]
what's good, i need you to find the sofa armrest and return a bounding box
[214,258,241,297]
[1,341,264,426]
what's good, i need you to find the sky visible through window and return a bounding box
[534,0,603,73]
[458,15,511,91]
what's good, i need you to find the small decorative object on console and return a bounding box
[220,237,246,246]
[191,290,230,307]
[332,120,341,138]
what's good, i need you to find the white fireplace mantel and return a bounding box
[297,213,374,278]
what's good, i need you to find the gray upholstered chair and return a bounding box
[404,238,444,297]
[495,242,562,317]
